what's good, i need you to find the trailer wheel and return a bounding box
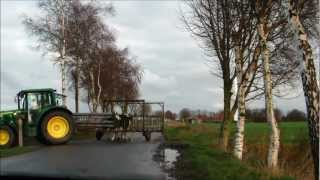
[96,128,104,141]
[40,111,74,145]
[143,132,151,142]
[0,126,16,148]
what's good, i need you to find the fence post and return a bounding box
[18,118,23,147]
[142,102,145,131]
[162,103,165,132]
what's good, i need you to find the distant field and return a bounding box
[197,121,308,144]
[165,121,309,146]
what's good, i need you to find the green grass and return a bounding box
[232,122,308,144]
[0,146,39,158]
[164,122,306,180]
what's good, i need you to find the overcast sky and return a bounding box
[1,0,308,114]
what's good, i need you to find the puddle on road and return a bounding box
[154,146,181,180]
[163,148,180,180]
[163,148,179,169]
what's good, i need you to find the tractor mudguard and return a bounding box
[0,118,18,136]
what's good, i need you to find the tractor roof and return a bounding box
[18,88,56,95]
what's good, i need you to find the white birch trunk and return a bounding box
[287,1,320,178]
[233,45,247,160]
[87,90,92,113]
[60,60,66,106]
[58,0,67,106]
[89,70,98,112]
[258,22,280,168]
[233,44,260,160]
[75,59,80,112]
[97,63,102,112]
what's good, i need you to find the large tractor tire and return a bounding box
[0,126,16,148]
[39,111,74,145]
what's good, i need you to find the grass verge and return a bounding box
[0,131,95,158]
[0,146,39,158]
[164,122,295,180]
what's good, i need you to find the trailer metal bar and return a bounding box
[72,100,165,140]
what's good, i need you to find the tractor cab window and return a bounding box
[41,93,52,107]
[55,94,64,106]
[18,94,27,110]
[28,93,41,110]
[26,92,53,110]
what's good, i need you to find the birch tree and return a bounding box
[286,0,319,178]
[83,37,114,113]
[23,0,72,105]
[101,48,142,113]
[181,0,258,150]
[252,0,282,169]
[233,46,247,159]
[181,0,298,152]
[231,0,260,159]
[80,45,142,113]
[65,0,114,112]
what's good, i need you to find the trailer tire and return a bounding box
[143,132,151,142]
[40,111,74,145]
[0,126,16,148]
[96,128,104,141]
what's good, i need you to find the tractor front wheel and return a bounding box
[39,111,74,145]
[0,126,16,148]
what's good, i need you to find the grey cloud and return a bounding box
[1,1,308,114]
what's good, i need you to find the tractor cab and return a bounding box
[16,88,65,111]
[16,89,66,126]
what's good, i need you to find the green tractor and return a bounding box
[0,88,74,148]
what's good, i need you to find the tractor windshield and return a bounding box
[17,92,53,110]
[27,93,41,110]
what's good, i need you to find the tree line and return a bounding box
[246,108,308,122]
[23,0,142,113]
[169,108,307,122]
[181,0,319,178]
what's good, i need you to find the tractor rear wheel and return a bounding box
[0,126,16,148]
[39,111,74,145]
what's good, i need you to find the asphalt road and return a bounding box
[0,133,168,180]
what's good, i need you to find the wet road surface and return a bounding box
[0,133,167,180]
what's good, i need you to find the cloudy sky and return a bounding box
[1,0,308,114]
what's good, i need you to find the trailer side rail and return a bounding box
[73,113,115,129]
[72,101,164,133]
